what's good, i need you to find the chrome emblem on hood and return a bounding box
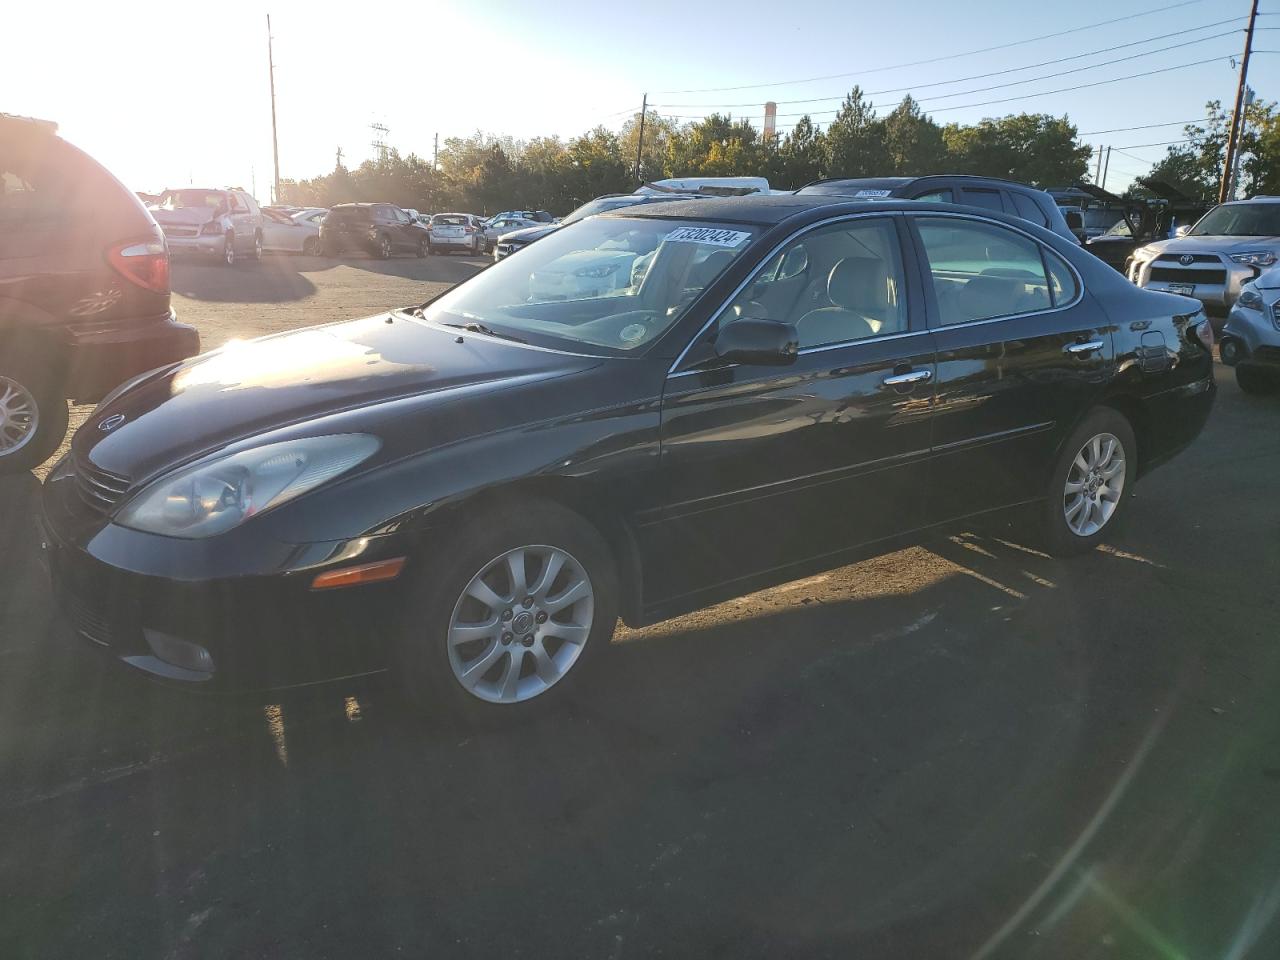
[98,413,126,432]
[1179,254,1195,266]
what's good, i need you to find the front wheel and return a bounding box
[0,367,68,474]
[222,231,236,267]
[396,500,618,721]
[1236,365,1279,395]
[1036,407,1135,556]
[377,233,393,259]
[417,236,429,258]
[251,232,263,262]
[302,236,319,257]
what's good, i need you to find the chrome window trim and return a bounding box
[666,211,908,377]
[667,209,1087,379]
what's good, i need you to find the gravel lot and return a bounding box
[3,253,1280,959]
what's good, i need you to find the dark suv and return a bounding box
[0,114,199,473]
[319,203,428,258]
[797,175,1079,243]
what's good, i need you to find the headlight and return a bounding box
[574,262,622,279]
[1237,283,1264,310]
[117,434,380,539]
[1230,251,1277,267]
[1132,245,1158,261]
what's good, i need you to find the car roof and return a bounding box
[801,174,1049,195]
[601,193,893,225]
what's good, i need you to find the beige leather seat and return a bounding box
[796,257,888,348]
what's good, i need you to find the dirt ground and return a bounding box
[5,252,1280,959]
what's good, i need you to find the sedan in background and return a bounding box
[44,195,1214,722]
[483,215,542,246]
[428,213,486,255]
[261,207,324,256]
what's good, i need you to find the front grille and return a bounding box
[64,587,113,647]
[1155,253,1220,264]
[1149,267,1227,285]
[162,227,198,238]
[72,455,131,517]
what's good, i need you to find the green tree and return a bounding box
[824,87,887,178]
[771,115,827,188]
[620,110,679,184]
[882,96,944,177]
[944,114,1090,185]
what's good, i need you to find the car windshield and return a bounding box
[1189,202,1280,237]
[157,190,225,210]
[1101,219,1133,238]
[424,216,756,354]
[560,197,653,226]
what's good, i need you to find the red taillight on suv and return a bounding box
[107,237,170,294]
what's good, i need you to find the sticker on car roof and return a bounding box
[854,189,893,197]
[663,226,752,247]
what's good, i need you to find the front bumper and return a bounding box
[494,240,528,261]
[40,463,408,692]
[1129,256,1259,321]
[59,310,200,403]
[164,234,226,258]
[1221,301,1280,368]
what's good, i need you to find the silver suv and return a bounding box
[1128,197,1280,326]
[151,188,264,266]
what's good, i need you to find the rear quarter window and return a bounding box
[1011,192,1049,227]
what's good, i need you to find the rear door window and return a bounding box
[1010,192,1049,227]
[914,188,954,203]
[959,188,1005,213]
[915,217,1054,325]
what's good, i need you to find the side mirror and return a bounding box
[713,318,799,366]
[1175,224,1191,238]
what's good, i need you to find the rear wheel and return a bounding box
[251,232,263,262]
[1036,407,1135,556]
[1236,365,1280,394]
[417,235,429,258]
[0,362,67,475]
[302,236,319,257]
[395,499,618,722]
[222,231,236,267]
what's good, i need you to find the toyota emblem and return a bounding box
[98,413,127,432]
[1179,254,1195,266]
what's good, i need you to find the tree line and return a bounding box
[1141,99,1280,201]
[278,86,1266,215]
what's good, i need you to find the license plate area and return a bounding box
[1168,282,1196,296]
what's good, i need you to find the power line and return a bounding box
[1110,136,1201,149]
[653,0,1211,94]
[1078,118,1204,135]
[656,19,1242,110]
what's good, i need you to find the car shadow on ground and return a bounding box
[5,467,1276,960]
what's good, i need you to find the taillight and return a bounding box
[107,237,170,294]
[1196,318,1215,351]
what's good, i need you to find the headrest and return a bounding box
[828,257,888,312]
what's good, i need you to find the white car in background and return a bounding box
[483,214,543,246]
[428,213,487,255]
[261,207,327,255]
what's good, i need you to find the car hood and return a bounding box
[1253,264,1280,289]
[75,312,598,483]
[151,207,218,227]
[501,224,558,243]
[1141,235,1280,257]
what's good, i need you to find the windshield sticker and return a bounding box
[664,226,752,247]
[854,189,893,197]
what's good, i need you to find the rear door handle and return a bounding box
[1065,340,1105,356]
[881,369,933,388]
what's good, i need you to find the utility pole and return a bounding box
[634,93,648,184]
[1220,0,1260,204]
[267,15,281,204]
[335,146,344,171]
[1101,146,1112,191]
[433,132,439,171]
[1229,86,1256,200]
[1095,145,1104,184]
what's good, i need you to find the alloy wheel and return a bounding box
[380,235,392,258]
[1064,432,1126,537]
[447,544,595,704]
[0,376,39,456]
[224,233,236,266]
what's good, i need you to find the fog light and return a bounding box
[144,629,215,674]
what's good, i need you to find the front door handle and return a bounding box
[1065,339,1105,356]
[881,369,933,388]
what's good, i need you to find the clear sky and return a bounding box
[5,0,1272,199]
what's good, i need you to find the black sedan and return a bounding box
[41,196,1216,719]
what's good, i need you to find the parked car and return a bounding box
[0,113,199,472]
[493,193,698,261]
[320,203,428,258]
[428,213,486,255]
[489,209,554,224]
[1127,197,1280,328]
[483,214,542,245]
[1219,269,1280,393]
[151,187,264,266]
[796,175,1080,244]
[43,195,1215,718]
[261,207,323,255]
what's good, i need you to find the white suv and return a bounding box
[1129,197,1280,327]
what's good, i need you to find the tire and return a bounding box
[395,499,618,723]
[302,236,319,257]
[417,236,429,258]
[222,231,236,267]
[426,243,436,256]
[0,362,68,475]
[377,233,393,260]
[1236,365,1279,395]
[1036,406,1136,556]
[251,232,263,262]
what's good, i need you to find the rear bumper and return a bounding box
[1139,373,1216,477]
[59,311,200,403]
[430,235,474,247]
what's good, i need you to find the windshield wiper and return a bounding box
[443,321,527,343]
